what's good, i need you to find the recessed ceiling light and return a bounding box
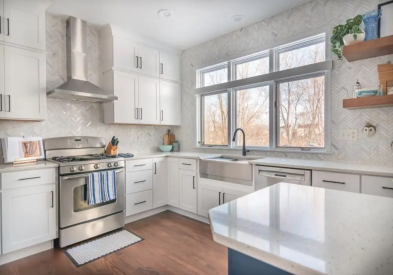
[231,15,245,22]
[158,9,172,18]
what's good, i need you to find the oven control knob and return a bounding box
[70,166,76,172]
[94,163,100,169]
[78,165,85,171]
[107,163,113,167]
[114,162,119,167]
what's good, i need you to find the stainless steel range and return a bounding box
[44,136,125,248]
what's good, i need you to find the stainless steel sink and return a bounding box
[199,155,260,186]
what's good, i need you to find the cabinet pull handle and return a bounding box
[193,176,195,189]
[0,94,2,112]
[134,201,146,205]
[135,108,139,119]
[161,110,163,121]
[139,57,142,69]
[322,180,345,185]
[0,16,2,34]
[134,164,146,167]
[154,162,157,174]
[274,174,287,178]
[182,163,191,166]
[19,176,41,181]
[140,108,142,120]
[134,180,146,184]
[219,191,221,205]
[7,18,9,36]
[7,95,10,112]
[161,63,163,74]
[382,187,393,190]
[223,193,225,204]
[136,56,139,68]
[51,191,54,208]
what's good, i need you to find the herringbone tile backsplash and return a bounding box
[180,0,393,165]
[0,14,178,162]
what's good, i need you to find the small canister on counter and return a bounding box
[172,140,180,152]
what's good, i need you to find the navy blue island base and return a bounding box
[228,248,293,275]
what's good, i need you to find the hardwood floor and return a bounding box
[0,211,228,275]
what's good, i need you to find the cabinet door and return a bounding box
[362,175,393,198]
[159,52,180,82]
[4,46,46,120]
[2,184,56,254]
[222,188,249,204]
[159,80,181,125]
[153,158,168,208]
[312,170,360,193]
[198,183,221,217]
[0,44,4,118]
[179,169,197,214]
[167,158,179,207]
[138,76,160,124]
[3,0,46,51]
[138,45,159,77]
[113,71,139,124]
[0,0,4,42]
[112,36,139,73]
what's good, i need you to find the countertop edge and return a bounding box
[0,161,59,173]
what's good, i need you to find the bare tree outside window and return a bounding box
[236,57,269,80]
[279,42,325,71]
[203,93,228,145]
[203,68,228,87]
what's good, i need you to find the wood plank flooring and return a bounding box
[0,211,227,275]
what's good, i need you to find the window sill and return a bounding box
[193,147,333,155]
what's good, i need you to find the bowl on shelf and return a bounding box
[159,145,173,152]
[355,88,378,98]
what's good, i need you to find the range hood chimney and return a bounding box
[47,17,117,103]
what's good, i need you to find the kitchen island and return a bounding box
[208,182,393,275]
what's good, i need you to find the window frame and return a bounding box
[198,62,229,88]
[196,31,331,153]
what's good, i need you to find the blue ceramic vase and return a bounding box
[363,10,382,41]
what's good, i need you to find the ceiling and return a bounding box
[48,0,313,50]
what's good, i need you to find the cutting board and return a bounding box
[163,130,175,145]
[378,64,393,95]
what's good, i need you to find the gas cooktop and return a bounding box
[52,154,119,163]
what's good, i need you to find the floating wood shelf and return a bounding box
[343,95,393,109]
[342,35,393,62]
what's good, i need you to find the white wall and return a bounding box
[180,0,393,165]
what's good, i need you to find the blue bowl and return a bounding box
[159,145,173,152]
[355,89,378,98]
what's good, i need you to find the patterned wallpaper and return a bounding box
[180,0,393,165]
[0,14,178,162]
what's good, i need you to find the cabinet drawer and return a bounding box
[362,176,393,198]
[1,168,56,190]
[126,170,152,194]
[179,158,196,171]
[126,159,153,172]
[126,190,153,216]
[312,171,360,193]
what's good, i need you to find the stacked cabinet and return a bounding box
[101,25,181,126]
[0,0,48,121]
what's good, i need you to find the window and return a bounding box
[197,32,330,152]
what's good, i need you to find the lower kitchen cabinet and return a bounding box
[1,184,56,254]
[312,170,360,193]
[362,175,393,198]
[153,158,168,208]
[167,158,180,207]
[179,169,197,214]
[222,188,247,204]
[126,190,153,216]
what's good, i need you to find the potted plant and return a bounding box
[331,15,364,59]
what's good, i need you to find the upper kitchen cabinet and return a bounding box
[159,52,180,82]
[0,0,50,51]
[138,45,160,77]
[138,76,160,124]
[160,80,181,126]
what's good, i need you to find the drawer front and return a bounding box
[312,171,360,193]
[126,190,153,216]
[179,158,197,171]
[1,168,56,190]
[126,159,153,172]
[362,175,393,198]
[126,170,153,194]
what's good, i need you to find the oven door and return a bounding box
[59,168,125,228]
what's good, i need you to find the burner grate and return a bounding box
[52,154,118,163]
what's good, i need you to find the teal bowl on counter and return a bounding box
[159,145,173,152]
[355,89,378,98]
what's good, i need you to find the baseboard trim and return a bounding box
[125,205,209,225]
[0,241,53,266]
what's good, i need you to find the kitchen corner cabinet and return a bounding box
[179,169,197,214]
[159,52,180,82]
[160,80,181,125]
[153,158,168,208]
[167,158,180,207]
[1,184,56,254]
[0,0,48,51]
[0,46,46,120]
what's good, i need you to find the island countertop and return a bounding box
[208,182,393,275]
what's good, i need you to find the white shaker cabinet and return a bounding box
[138,76,160,124]
[312,171,360,193]
[153,158,168,208]
[198,183,221,217]
[1,0,47,51]
[159,52,180,82]
[159,80,181,126]
[2,46,46,120]
[1,184,56,254]
[0,44,4,118]
[138,45,160,77]
[112,36,138,73]
[167,158,180,207]
[179,169,197,214]
[362,175,393,198]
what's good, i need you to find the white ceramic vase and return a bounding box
[343,33,365,46]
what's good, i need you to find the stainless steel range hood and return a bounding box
[47,17,117,103]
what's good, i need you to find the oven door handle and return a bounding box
[61,169,124,180]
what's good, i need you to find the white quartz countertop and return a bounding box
[209,182,393,275]
[123,152,222,160]
[249,157,393,177]
[0,161,59,173]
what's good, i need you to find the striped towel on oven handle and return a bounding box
[87,171,117,205]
